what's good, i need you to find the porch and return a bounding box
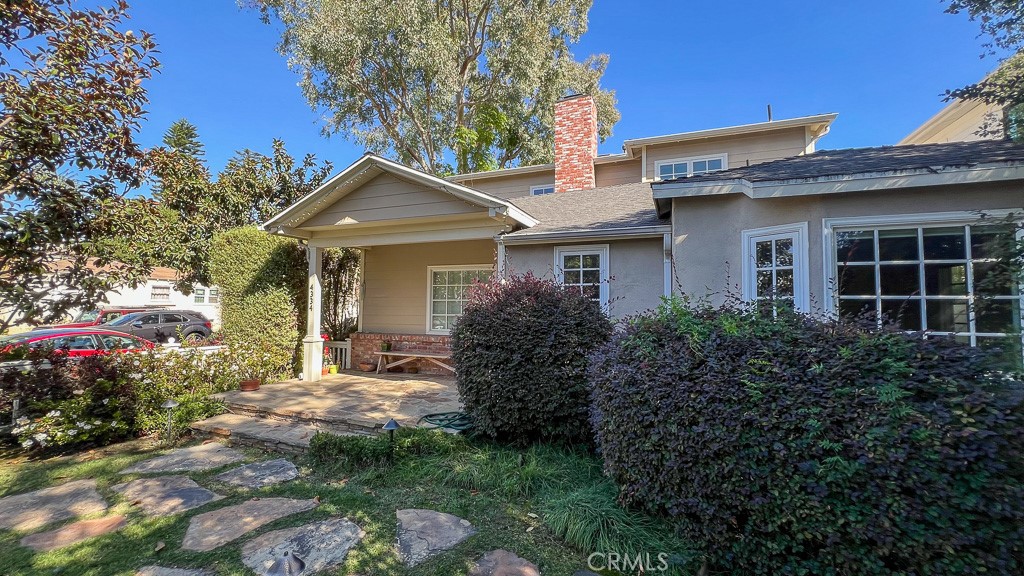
[191,371,461,453]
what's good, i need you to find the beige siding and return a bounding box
[304,173,484,228]
[458,170,557,200]
[505,238,665,319]
[646,127,808,180]
[901,100,1003,144]
[671,181,1023,310]
[595,159,642,187]
[361,240,495,334]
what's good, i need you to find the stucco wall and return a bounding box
[671,181,1024,310]
[505,237,665,319]
[361,239,496,334]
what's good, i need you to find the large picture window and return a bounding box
[555,245,609,307]
[830,218,1022,355]
[742,223,810,312]
[427,266,492,333]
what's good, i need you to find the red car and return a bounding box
[0,328,155,358]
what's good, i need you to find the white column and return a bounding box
[302,245,324,381]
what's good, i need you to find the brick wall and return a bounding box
[350,332,452,375]
[554,94,598,193]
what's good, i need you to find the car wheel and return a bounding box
[183,332,204,345]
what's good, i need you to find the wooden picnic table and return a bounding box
[373,349,454,374]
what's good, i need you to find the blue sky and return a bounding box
[128,0,1005,178]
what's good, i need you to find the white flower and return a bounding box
[93,420,102,425]
[46,410,61,418]
[21,440,33,449]
[82,424,93,430]
[102,398,109,405]
[72,389,84,396]
[67,428,78,435]
[33,433,47,443]
[15,416,28,426]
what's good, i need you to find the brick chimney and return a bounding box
[554,94,597,193]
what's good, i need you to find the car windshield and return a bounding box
[74,310,100,323]
[104,313,141,326]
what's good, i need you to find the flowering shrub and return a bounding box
[180,330,224,347]
[13,377,133,449]
[591,298,1024,574]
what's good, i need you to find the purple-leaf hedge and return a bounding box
[590,298,1024,575]
[451,272,612,444]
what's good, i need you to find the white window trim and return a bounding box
[741,222,810,312]
[425,264,494,335]
[554,244,611,308]
[530,184,556,196]
[822,209,1023,316]
[654,153,728,181]
[193,287,206,304]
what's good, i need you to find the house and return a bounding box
[262,95,1023,380]
[95,266,222,327]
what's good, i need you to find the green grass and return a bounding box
[0,431,695,575]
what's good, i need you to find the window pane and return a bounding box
[879,264,920,296]
[970,225,1015,259]
[582,284,600,300]
[432,271,445,285]
[432,301,446,314]
[923,227,966,260]
[926,299,970,332]
[775,270,794,297]
[582,269,600,284]
[673,163,687,174]
[659,164,672,178]
[431,316,446,330]
[924,263,967,295]
[581,254,601,268]
[976,299,1020,333]
[837,265,876,296]
[707,158,723,170]
[756,270,773,296]
[563,255,581,269]
[974,262,1017,296]
[447,300,463,315]
[877,229,918,261]
[881,299,922,330]
[564,270,582,284]
[432,286,446,299]
[755,241,773,268]
[775,238,794,266]
[692,160,707,173]
[836,231,874,262]
[839,299,876,320]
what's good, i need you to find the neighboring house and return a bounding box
[900,97,1009,145]
[262,95,1023,380]
[97,266,221,328]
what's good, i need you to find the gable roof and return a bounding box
[621,113,837,157]
[262,154,537,234]
[501,182,667,242]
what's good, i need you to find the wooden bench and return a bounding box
[373,349,454,374]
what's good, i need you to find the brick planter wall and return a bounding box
[350,332,453,375]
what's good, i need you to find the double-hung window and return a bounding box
[655,154,727,181]
[742,223,810,312]
[427,266,492,333]
[555,245,609,307]
[530,184,555,196]
[150,284,170,302]
[193,288,206,304]
[828,215,1023,359]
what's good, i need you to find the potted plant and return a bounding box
[381,340,393,352]
[322,346,332,376]
[239,347,278,392]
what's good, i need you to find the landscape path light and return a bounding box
[160,399,179,443]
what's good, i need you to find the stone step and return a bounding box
[216,398,382,436]
[191,414,356,455]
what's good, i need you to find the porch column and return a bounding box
[302,245,324,381]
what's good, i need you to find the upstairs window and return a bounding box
[150,285,170,302]
[530,184,555,195]
[655,154,727,181]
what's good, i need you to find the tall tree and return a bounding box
[247,0,620,175]
[0,0,159,332]
[162,118,205,158]
[944,1,1024,137]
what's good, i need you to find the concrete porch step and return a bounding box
[191,413,342,455]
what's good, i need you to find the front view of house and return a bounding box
[262,95,1024,379]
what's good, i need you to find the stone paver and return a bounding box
[181,497,319,552]
[19,515,126,552]
[111,476,223,517]
[469,549,540,576]
[241,517,364,575]
[136,567,212,576]
[0,479,108,532]
[214,458,299,489]
[396,508,476,567]
[120,443,245,475]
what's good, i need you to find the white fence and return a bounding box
[325,339,352,370]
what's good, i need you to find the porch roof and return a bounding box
[261,154,537,243]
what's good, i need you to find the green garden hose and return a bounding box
[417,412,474,431]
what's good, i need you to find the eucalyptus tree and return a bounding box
[248,0,620,174]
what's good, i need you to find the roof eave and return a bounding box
[499,224,671,244]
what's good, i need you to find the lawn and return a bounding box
[0,430,694,576]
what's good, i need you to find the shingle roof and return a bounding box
[505,182,665,237]
[664,139,1024,185]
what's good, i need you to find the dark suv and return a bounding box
[103,310,213,344]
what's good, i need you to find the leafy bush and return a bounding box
[591,298,1024,575]
[308,431,394,473]
[450,273,613,444]
[209,226,306,376]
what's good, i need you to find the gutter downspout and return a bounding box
[663,232,673,298]
[496,235,507,280]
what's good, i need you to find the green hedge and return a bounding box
[590,298,1024,574]
[209,226,306,376]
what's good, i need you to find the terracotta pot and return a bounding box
[239,378,261,392]
[321,367,330,376]
[357,362,376,372]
